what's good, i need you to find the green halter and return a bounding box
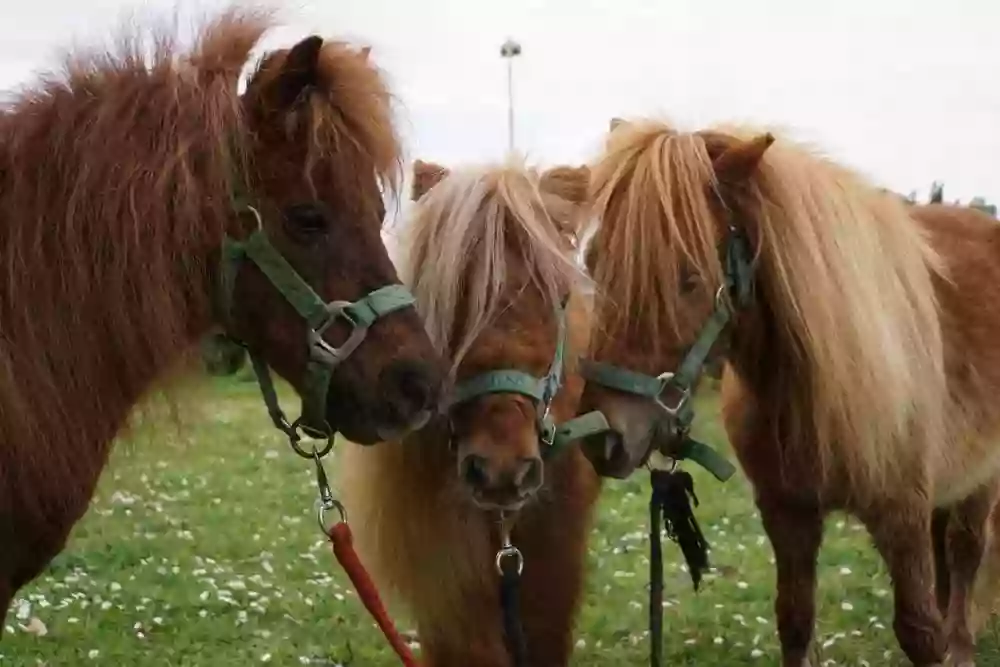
[447,299,571,459]
[218,198,417,455]
[553,229,754,481]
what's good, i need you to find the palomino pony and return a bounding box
[0,9,445,628]
[574,118,1000,667]
[339,159,601,666]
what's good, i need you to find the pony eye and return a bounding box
[283,203,329,237]
[679,268,700,294]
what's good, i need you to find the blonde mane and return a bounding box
[400,158,591,378]
[590,119,951,492]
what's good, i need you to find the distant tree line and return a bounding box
[905,181,997,217]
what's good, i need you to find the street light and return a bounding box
[500,38,521,153]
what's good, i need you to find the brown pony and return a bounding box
[0,8,445,629]
[575,117,1000,667]
[338,158,601,665]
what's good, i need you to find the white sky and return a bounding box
[2,0,997,216]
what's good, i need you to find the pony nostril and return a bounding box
[379,360,438,419]
[460,454,490,490]
[397,368,431,411]
[514,457,543,493]
[604,431,624,463]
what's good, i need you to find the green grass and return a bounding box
[3,378,1000,666]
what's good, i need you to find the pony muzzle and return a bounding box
[459,452,543,511]
[556,410,649,478]
[374,358,442,440]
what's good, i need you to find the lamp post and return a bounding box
[500,38,521,153]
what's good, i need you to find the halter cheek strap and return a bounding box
[553,230,754,481]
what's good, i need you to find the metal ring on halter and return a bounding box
[309,301,370,368]
[495,545,524,576]
[537,403,555,447]
[654,371,691,416]
[242,205,264,232]
[273,412,295,438]
[317,497,347,534]
[288,418,335,459]
[714,284,727,310]
[645,454,678,473]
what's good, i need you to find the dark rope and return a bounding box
[648,468,711,667]
[500,563,528,667]
[649,482,664,667]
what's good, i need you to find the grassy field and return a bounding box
[3,376,1000,666]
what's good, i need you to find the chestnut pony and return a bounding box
[575,118,1000,667]
[0,9,444,629]
[339,159,600,666]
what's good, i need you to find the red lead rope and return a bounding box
[326,521,423,667]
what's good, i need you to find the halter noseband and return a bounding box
[218,196,417,456]
[552,229,754,480]
[445,299,571,460]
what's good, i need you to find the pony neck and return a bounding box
[724,290,811,410]
[0,238,220,452]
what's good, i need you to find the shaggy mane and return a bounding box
[400,157,590,378]
[0,6,401,441]
[248,33,402,200]
[589,119,950,491]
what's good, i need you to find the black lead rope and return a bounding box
[500,563,528,667]
[496,514,528,667]
[649,482,665,667]
[649,467,711,666]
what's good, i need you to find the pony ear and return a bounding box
[609,117,625,132]
[540,165,591,246]
[271,35,324,108]
[712,133,775,183]
[411,160,449,201]
[540,165,590,207]
[359,46,372,61]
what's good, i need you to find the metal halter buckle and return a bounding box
[538,403,555,448]
[495,512,524,576]
[654,371,691,416]
[312,447,347,534]
[496,544,524,576]
[309,301,370,368]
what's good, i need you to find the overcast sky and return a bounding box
[2,0,997,222]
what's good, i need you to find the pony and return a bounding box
[0,8,446,628]
[574,117,1000,667]
[338,158,601,666]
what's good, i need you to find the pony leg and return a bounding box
[404,572,508,667]
[758,498,824,667]
[943,482,1000,667]
[0,577,9,636]
[861,501,947,666]
[0,466,103,637]
[968,503,1000,639]
[932,508,952,616]
[419,633,508,667]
